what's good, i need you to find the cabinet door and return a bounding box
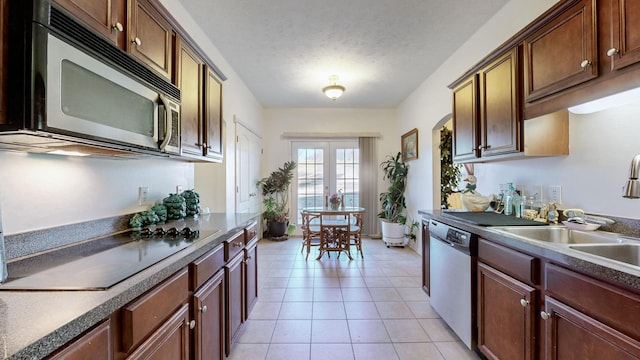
[52,0,125,46]
[479,48,521,157]
[477,263,536,360]
[452,75,479,162]
[193,270,224,360]
[225,252,244,356]
[126,303,191,360]
[609,0,640,70]
[244,241,258,318]
[127,0,172,79]
[205,68,223,161]
[47,320,111,360]
[421,220,430,295]
[542,296,640,360]
[524,0,597,102]
[176,38,205,157]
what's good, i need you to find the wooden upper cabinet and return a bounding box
[205,69,223,160]
[479,48,521,158]
[452,75,479,162]
[608,0,640,70]
[175,37,205,157]
[127,0,173,79]
[52,0,125,46]
[524,0,597,102]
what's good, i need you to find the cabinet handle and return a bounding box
[520,299,529,307]
[112,22,123,32]
[580,60,591,69]
[195,142,204,148]
[203,142,207,149]
[606,48,619,57]
[246,255,252,260]
[540,311,550,320]
[186,319,196,329]
[200,305,208,313]
[132,37,142,46]
[233,242,243,247]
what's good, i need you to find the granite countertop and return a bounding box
[420,210,640,292]
[0,212,259,360]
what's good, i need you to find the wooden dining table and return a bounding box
[301,206,365,260]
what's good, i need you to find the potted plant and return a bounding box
[257,160,297,239]
[378,152,409,247]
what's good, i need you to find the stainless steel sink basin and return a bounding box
[569,244,640,267]
[490,226,623,244]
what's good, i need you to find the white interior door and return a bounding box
[235,124,261,213]
[292,140,359,226]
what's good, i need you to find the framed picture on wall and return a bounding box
[401,128,418,161]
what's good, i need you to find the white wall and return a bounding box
[397,0,560,252]
[0,2,262,235]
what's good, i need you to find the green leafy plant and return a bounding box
[378,152,409,223]
[439,127,461,208]
[403,217,420,241]
[257,160,297,224]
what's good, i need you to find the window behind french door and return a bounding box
[292,140,359,224]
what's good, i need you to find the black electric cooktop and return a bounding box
[0,228,219,291]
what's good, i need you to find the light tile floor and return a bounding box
[229,237,481,360]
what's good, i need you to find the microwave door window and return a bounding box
[58,60,157,147]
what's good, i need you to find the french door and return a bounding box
[292,140,359,225]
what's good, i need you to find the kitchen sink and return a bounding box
[490,226,623,244]
[569,244,640,267]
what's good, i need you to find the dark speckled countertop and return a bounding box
[420,210,640,292]
[0,212,259,360]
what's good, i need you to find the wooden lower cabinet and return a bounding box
[477,262,536,360]
[225,251,244,356]
[542,296,640,359]
[125,303,190,360]
[421,220,430,295]
[244,239,258,318]
[192,269,224,360]
[47,319,112,360]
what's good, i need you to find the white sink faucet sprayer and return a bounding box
[623,154,640,198]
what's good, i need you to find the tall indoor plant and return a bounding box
[257,160,297,238]
[378,152,409,246]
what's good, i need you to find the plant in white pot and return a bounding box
[378,152,410,247]
[257,160,297,239]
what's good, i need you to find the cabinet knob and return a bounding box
[580,60,591,69]
[200,305,208,313]
[233,242,243,247]
[246,255,252,260]
[112,22,123,32]
[520,299,529,307]
[132,37,142,46]
[203,142,207,149]
[187,319,196,329]
[540,311,550,320]
[606,48,619,57]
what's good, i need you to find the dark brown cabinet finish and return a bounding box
[205,69,223,161]
[452,76,479,161]
[542,296,640,360]
[175,37,205,157]
[127,0,173,79]
[524,0,597,102]
[47,320,112,360]
[244,239,258,318]
[125,303,191,360]
[608,0,640,70]
[52,0,125,46]
[225,251,244,356]
[478,263,536,360]
[421,220,430,295]
[478,48,521,158]
[192,269,224,360]
[0,0,7,125]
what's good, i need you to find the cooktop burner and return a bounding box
[0,228,219,291]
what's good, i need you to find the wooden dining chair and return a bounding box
[349,212,364,258]
[318,212,352,260]
[300,211,322,260]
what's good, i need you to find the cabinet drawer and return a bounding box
[191,244,225,291]
[244,222,258,245]
[122,268,189,352]
[545,263,640,340]
[224,231,245,261]
[479,239,539,285]
[47,319,111,360]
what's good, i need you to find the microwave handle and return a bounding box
[158,95,172,151]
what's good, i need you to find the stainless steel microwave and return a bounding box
[2,0,181,157]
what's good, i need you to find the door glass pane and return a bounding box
[336,147,360,208]
[297,148,325,218]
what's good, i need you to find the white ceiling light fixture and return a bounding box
[322,75,346,100]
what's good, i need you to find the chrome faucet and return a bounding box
[623,154,640,198]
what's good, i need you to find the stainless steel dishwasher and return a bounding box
[429,219,477,350]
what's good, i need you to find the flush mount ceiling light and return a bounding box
[322,75,345,100]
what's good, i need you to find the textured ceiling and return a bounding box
[178,0,510,108]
